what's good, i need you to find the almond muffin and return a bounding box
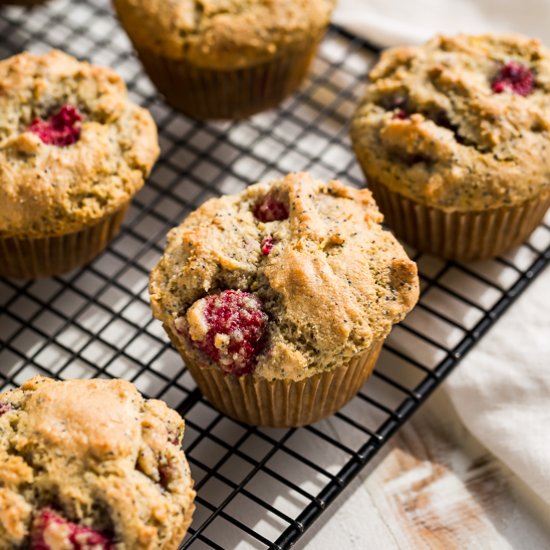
[351,34,550,261]
[113,0,336,119]
[0,50,159,278]
[0,376,195,549]
[150,172,419,427]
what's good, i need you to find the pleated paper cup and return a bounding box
[366,179,550,262]
[132,34,324,120]
[166,324,384,427]
[0,205,128,279]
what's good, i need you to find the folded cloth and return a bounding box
[444,270,550,505]
[332,0,550,47]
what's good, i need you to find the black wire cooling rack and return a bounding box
[1,1,550,548]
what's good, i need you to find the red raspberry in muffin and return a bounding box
[31,509,112,550]
[492,61,534,96]
[27,105,82,147]
[392,109,409,120]
[261,236,275,255]
[253,193,289,222]
[181,290,268,376]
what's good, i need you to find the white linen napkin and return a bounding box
[333,0,550,505]
[333,0,550,47]
[445,270,550,505]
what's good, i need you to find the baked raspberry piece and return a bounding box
[184,290,268,376]
[159,461,176,488]
[392,109,408,120]
[491,61,534,96]
[0,403,12,416]
[261,236,274,255]
[31,509,113,550]
[384,95,409,119]
[253,193,288,222]
[27,105,83,146]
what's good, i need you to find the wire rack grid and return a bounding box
[1,1,550,548]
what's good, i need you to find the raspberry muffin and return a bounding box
[113,0,336,119]
[351,34,550,261]
[0,50,159,278]
[0,376,195,549]
[150,172,419,427]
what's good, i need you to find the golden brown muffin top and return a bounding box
[351,34,550,212]
[113,0,336,68]
[0,376,195,549]
[0,50,159,238]
[150,172,419,382]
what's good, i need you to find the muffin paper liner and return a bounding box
[132,35,324,120]
[0,205,128,279]
[166,324,384,427]
[366,178,550,261]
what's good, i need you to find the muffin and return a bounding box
[351,34,550,261]
[0,50,159,278]
[113,0,336,119]
[0,376,195,549]
[150,172,419,427]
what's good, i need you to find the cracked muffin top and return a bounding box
[150,172,419,381]
[113,0,336,68]
[350,34,550,211]
[0,376,195,550]
[0,50,159,239]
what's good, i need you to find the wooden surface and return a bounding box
[301,387,550,549]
